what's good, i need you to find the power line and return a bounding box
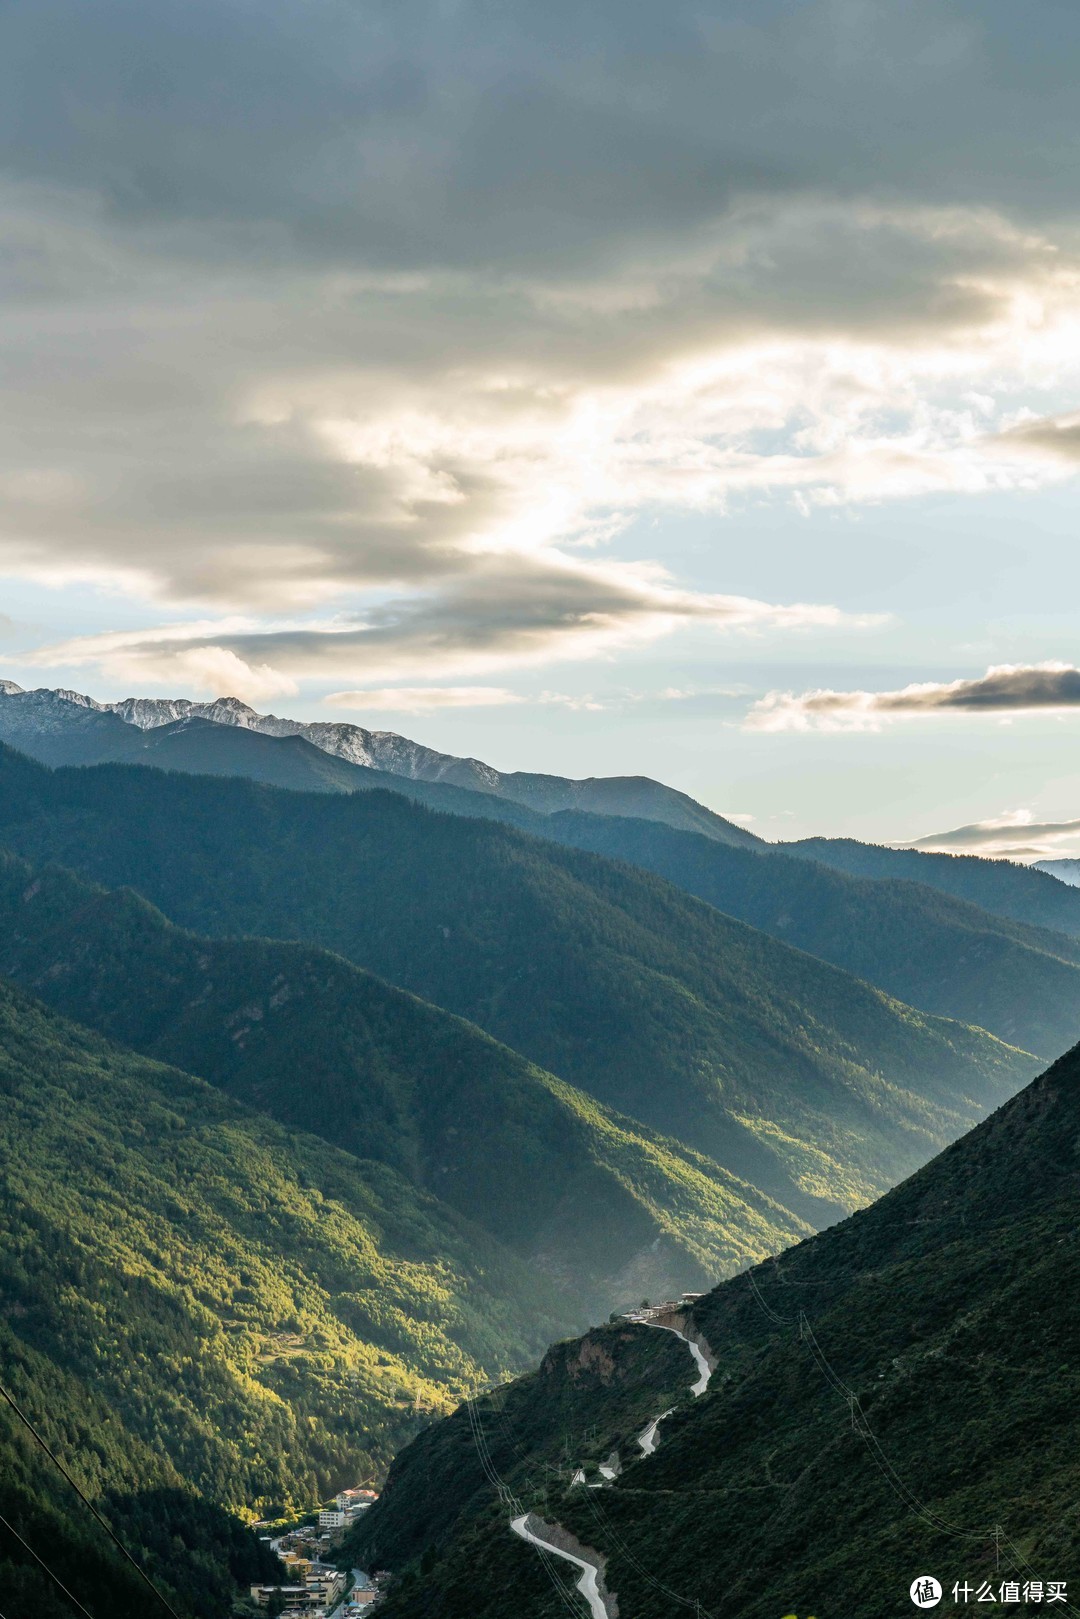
[742,1266,1073,1607]
[467,1391,601,1618]
[0,1375,186,1619]
[577,1484,719,1618]
[0,1509,96,1619]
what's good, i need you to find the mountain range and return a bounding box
[0,682,760,845]
[0,848,809,1310]
[3,680,1079,1613]
[8,682,1080,1062]
[1034,857,1080,888]
[0,742,1033,1228]
[355,1028,1080,1618]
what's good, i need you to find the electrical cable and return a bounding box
[0,1508,96,1619]
[467,1389,601,1617]
[0,1375,186,1619]
[743,1267,1073,1607]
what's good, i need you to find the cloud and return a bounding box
[25,556,878,688]
[899,809,1080,861]
[993,411,1080,463]
[325,686,523,713]
[746,662,1080,731]
[6,2,1080,691]
[19,620,300,701]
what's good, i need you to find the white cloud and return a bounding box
[325,686,522,713]
[7,4,1080,694]
[899,809,1080,861]
[22,557,881,689]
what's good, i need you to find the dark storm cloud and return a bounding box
[2,0,1080,273]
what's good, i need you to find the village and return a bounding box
[243,1296,707,1617]
[250,1487,386,1617]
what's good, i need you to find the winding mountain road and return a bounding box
[510,1515,612,1619]
[508,1312,716,1614]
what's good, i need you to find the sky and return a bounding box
[5,0,1080,852]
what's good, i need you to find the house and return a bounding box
[250,1567,347,1613]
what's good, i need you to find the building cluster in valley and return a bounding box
[317,1486,379,1537]
[620,1291,704,1323]
[252,1487,382,1616]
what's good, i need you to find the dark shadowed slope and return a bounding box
[359,1033,1080,1619]
[0,685,139,765]
[88,713,393,791]
[0,744,1034,1229]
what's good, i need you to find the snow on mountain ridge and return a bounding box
[0,680,761,845]
[105,693,480,781]
[54,687,109,710]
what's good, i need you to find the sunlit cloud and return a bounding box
[23,556,879,690]
[898,809,1080,862]
[992,410,1080,463]
[325,686,523,713]
[7,2,1080,694]
[746,663,1080,732]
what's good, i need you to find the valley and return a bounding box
[4,10,1079,1616]
[1,694,1078,1617]
[358,1036,1080,1617]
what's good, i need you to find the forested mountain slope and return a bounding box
[0,745,1034,1228]
[543,811,1080,1058]
[0,852,808,1307]
[2,1378,278,1619]
[86,713,397,792]
[0,979,567,1609]
[0,683,761,846]
[8,688,1078,1066]
[360,1034,1080,1619]
[790,835,1080,936]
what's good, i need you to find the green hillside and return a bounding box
[359,1036,1080,1619]
[12,701,1080,1062]
[0,745,1035,1227]
[543,811,1080,1059]
[0,978,571,1607]
[790,835,1080,937]
[1,1356,280,1619]
[0,851,808,1308]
